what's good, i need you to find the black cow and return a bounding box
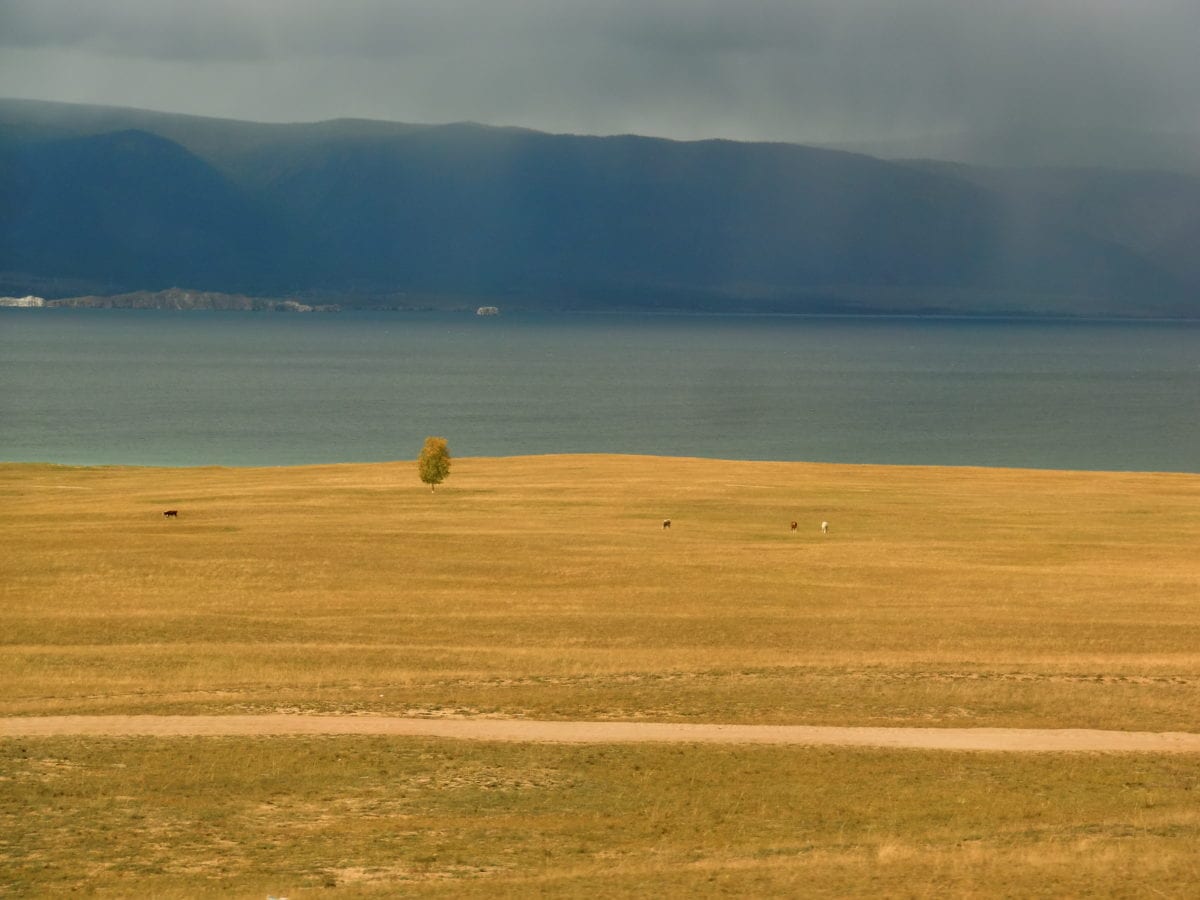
[163,509,178,518]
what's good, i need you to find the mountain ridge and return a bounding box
[2,98,1197,317]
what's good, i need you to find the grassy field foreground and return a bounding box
[3,736,1200,897]
[2,454,1199,729]
[3,455,1200,897]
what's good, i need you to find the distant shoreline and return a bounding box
[3,454,1198,478]
[4,300,1198,324]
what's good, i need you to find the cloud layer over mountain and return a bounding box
[2,1,1197,144]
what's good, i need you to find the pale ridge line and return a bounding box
[3,715,1200,752]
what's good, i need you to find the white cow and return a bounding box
[820,520,829,534]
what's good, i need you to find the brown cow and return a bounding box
[790,520,798,533]
[662,518,671,530]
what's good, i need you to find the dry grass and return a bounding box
[2,455,1198,728]
[3,736,1200,898]
[3,455,1200,896]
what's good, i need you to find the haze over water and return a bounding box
[2,310,1197,472]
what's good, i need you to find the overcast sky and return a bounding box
[1,0,1197,143]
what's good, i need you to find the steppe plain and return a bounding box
[2,455,1199,897]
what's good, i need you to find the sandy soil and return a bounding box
[3,715,1200,752]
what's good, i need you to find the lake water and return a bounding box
[1,310,1197,471]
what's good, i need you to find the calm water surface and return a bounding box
[1,310,1197,471]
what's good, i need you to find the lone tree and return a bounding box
[417,436,451,491]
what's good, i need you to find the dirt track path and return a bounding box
[4,715,1200,753]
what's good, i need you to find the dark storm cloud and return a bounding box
[1,0,1197,141]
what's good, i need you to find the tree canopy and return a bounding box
[417,436,451,491]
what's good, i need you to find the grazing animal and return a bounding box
[820,520,829,534]
[162,509,178,518]
[790,520,798,533]
[662,518,671,530]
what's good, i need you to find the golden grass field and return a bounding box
[2,455,1200,896]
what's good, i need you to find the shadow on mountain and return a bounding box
[1,99,1196,317]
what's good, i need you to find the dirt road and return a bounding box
[4,715,1200,752]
